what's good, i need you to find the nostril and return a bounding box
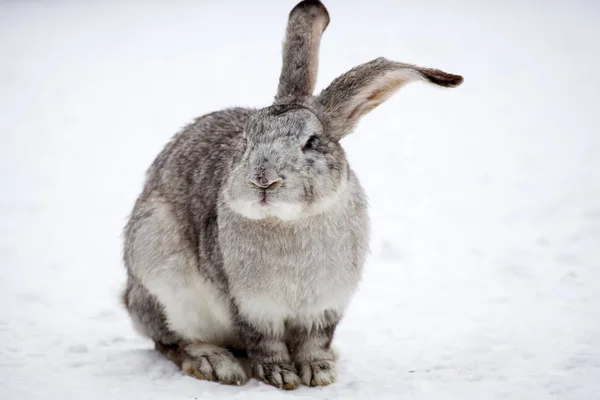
[249,178,282,190]
[265,179,281,190]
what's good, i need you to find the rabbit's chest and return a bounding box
[221,219,363,323]
[251,240,355,306]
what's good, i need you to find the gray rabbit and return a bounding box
[122,0,462,390]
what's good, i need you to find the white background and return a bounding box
[1,1,599,399]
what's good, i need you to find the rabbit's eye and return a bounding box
[302,135,318,152]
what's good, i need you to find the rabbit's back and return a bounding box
[145,107,254,217]
[131,107,254,292]
[123,108,256,347]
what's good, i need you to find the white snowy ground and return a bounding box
[1,1,599,399]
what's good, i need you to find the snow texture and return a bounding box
[1,1,599,399]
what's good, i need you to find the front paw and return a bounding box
[296,360,336,387]
[253,362,301,390]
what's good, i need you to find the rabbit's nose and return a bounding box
[249,176,281,190]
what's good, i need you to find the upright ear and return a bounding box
[318,57,463,139]
[275,0,330,103]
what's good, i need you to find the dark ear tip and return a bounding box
[292,0,327,10]
[446,74,464,87]
[424,70,464,88]
[290,0,330,25]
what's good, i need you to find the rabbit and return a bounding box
[122,0,463,390]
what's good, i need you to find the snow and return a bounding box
[1,0,599,399]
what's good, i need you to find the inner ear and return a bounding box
[346,70,418,121]
[318,58,463,139]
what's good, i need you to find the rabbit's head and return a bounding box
[223,0,463,221]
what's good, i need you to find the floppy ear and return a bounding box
[275,0,330,103]
[318,57,463,139]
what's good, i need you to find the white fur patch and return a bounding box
[227,198,304,221]
[146,273,238,346]
[235,294,290,337]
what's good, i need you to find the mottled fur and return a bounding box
[122,0,462,390]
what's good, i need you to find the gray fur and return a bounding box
[275,0,329,103]
[122,0,462,390]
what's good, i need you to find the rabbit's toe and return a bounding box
[253,362,301,390]
[181,345,247,386]
[296,360,336,387]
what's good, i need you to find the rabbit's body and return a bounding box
[122,0,462,390]
[124,107,367,349]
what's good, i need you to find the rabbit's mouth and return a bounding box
[224,174,306,220]
[259,191,269,206]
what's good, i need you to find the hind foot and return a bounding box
[157,342,248,385]
[182,343,247,385]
